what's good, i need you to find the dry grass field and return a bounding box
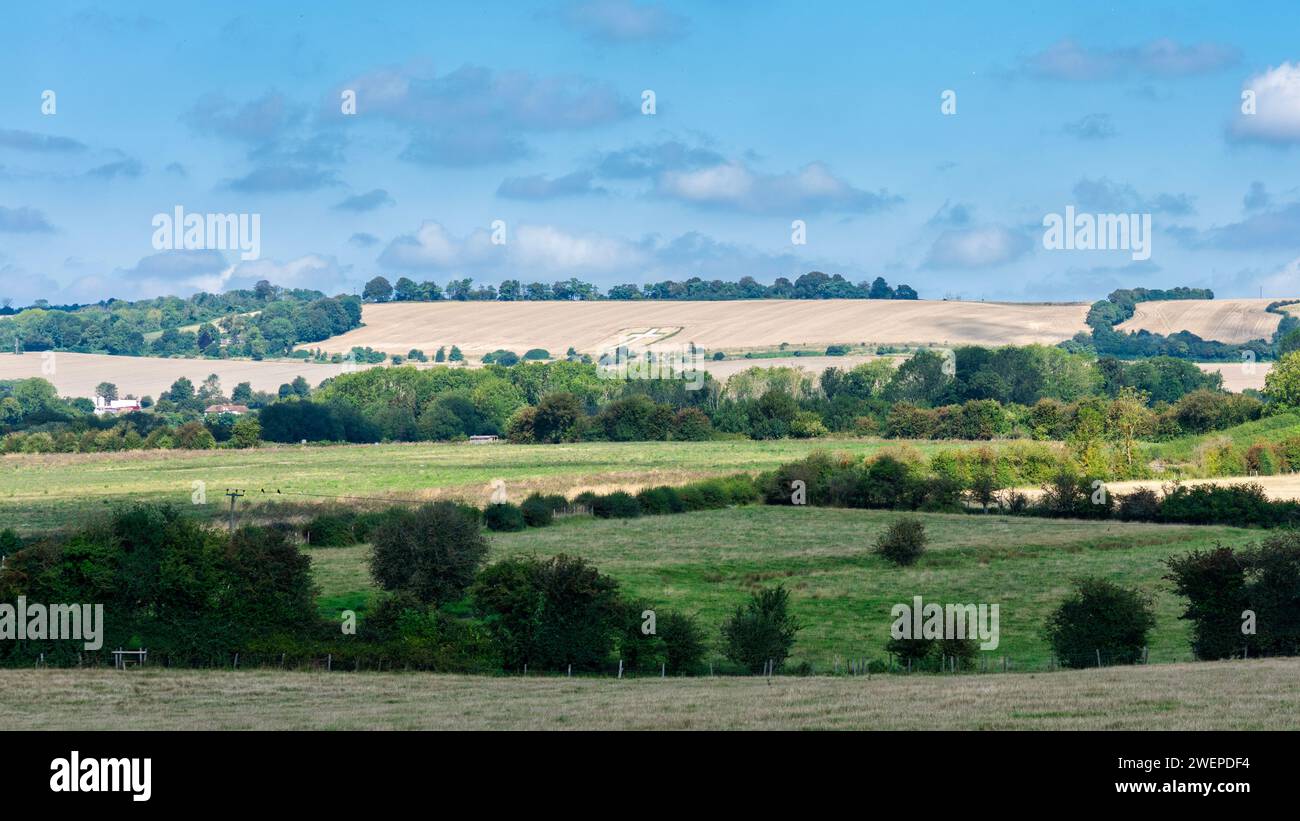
[1197,361,1269,393]
[0,439,993,531]
[1,658,1294,729]
[1014,473,1300,503]
[1117,298,1282,344]
[0,351,351,399]
[309,299,1094,358]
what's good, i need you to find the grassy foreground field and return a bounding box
[310,507,1252,668]
[1,658,1295,729]
[0,438,982,531]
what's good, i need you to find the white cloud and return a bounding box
[656,161,898,215]
[512,225,647,271]
[379,221,646,275]
[924,226,1032,269]
[66,250,352,301]
[1229,62,1300,145]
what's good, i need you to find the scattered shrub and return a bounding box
[520,494,555,527]
[873,517,927,566]
[471,553,622,671]
[484,502,527,532]
[1045,577,1156,668]
[721,584,801,673]
[370,502,489,605]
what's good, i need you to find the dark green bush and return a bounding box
[0,528,20,559]
[592,491,641,518]
[471,553,623,671]
[1117,488,1161,522]
[721,584,801,673]
[302,510,359,546]
[370,502,489,605]
[659,611,707,674]
[1164,545,1250,660]
[1045,577,1156,668]
[636,485,684,515]
[484,502,527,532]
[874,517,927,566]
[520,494,555,527]
[1157,483,1300,528]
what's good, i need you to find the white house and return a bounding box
[93,396,142,415]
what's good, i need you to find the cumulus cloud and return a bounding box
[223,254,352,293]
[1189,202,1300,250]
[593,140,724,178]
[349,232,380,247]
[0,205,55,233]
[1019,38,1238,81]
[327,64,631,166]
[1228,62,1300,145]
[497,170,606,199]
[376,220,858,284]
[924,225,1033,269]
[378,221,646,274]
[90,249,351,300]
[1072,177,1195,215]
[558,0,686,43]
[1062,113,1117,140]
[183,91,303,143]
[656,161,899,215]
[333,188,395,211]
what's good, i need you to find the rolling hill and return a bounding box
[303,299,1095,358]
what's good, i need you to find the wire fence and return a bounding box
[7,645,1285,677]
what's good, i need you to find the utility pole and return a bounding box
[224,488,245,533]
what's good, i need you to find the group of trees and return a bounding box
[0,504,319,664]
[0,282,361,359]
[362,272,919,303]
[1,335,1277,455]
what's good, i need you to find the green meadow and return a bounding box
[308,505,1252,670]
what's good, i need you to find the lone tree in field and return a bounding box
[95,382,118,402]
[874,517,927,566]
[370,502,489,605]
[722,584,801,673]
[1045,576,1155,668]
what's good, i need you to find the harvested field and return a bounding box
[1118,299,1282,344]
[1,659,1295,730]
[306,299,1093,358]
[1197,361,1270,393]
[0,351,356,399]
[1018,473,1300,502]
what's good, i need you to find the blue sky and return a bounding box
[5,0,1300,304]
